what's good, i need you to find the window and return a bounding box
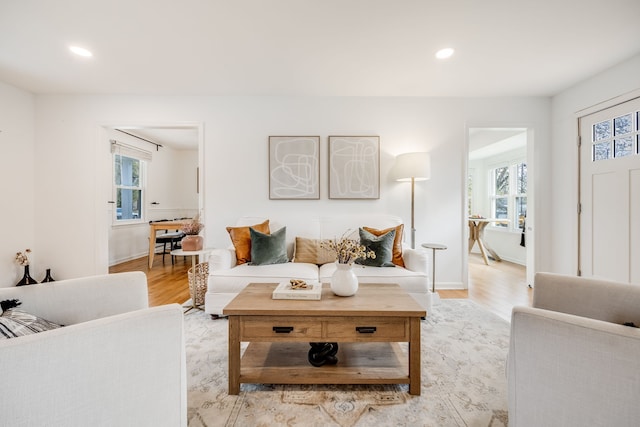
[592,111,640,161]
[114,153,145,222]
[489,162,527,231]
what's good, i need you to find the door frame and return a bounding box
[463,123,536,288]
[576,89,640,277]
[94,121,205,273]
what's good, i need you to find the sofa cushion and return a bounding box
[0,309,62,339]
[356,228,396,267]
[293,237,337,265]
[226,219,270,265]
[209,262,319,293]
[362,224,405,267]
[250,226,289,266]
[319,263,428,294]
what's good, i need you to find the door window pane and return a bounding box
[593,120,611,141]
[593,141,612,161]
[614,136,634,158]
[614,114,632,136]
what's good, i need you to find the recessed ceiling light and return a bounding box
[69,46,93,57]
[435,48,454,59]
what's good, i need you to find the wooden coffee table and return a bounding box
[222,283,426,395]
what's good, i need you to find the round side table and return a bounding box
[421,243,447,293]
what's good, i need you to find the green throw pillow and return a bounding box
[249,226,289,266]
[356,228,396,267]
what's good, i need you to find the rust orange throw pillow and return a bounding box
[226,220,270,265]
[362,224,405,267]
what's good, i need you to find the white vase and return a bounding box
[330,263,358,296]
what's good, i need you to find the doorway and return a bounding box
[95,123,204,272]
[465,127,534,290]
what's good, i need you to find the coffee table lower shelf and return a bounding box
[238,341,410,387]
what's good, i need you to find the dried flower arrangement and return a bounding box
[15,249,32,266]
[321,231,375,265]
[181,215,204,235]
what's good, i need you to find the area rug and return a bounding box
[185,299,510,427]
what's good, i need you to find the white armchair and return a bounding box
[508,272,640,427]
[0,272,186,427]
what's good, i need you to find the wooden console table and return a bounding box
[223,283,426,395]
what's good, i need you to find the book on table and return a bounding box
[272,281,322,300]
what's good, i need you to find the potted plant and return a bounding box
[181,215,205,251]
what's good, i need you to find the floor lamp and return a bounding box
[391,152,431,249]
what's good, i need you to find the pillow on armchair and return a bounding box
[0,307,62,339]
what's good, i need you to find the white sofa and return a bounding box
[0,272,187,427]
[508,272,640,427]
[205,214,431,315]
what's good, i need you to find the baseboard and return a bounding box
[433,282,466,290]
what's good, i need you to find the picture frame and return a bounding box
[269,136,320,200]
[328,135,380,199]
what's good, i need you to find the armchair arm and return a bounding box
[402,247,429,274]
[508,305,640,427]
[0,271,148,326]
[208,247,237,271]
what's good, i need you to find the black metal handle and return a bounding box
[273,326,294,333]
[355,326,377,334]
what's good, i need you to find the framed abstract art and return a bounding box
[269,136,320,199]
[328,135,380,199]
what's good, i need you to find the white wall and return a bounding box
[2,55,637,288]
[0,82,35,286]
[27,95,550,287]
[550,53,640,275]
[106,128,199,265]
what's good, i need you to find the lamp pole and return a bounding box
[410,176,416,249]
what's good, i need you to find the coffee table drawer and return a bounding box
[241,318,322,340]
[325,318,408,341]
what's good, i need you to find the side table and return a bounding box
[170,248,212,270]
[421,243,447,304]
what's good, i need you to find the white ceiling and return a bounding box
[1,0,640,98]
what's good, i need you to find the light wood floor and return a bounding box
[109,254,192,307]
[110,252,532,321]
[440,253,533,322]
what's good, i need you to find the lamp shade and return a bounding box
[391,152,431,181]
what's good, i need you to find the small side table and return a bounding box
[170,248,212,270]
[421,243,447,294]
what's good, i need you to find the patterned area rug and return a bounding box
[186,299,510,427]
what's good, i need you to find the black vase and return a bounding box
[41,268,55,283]
[16,265,38,286]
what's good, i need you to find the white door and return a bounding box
[579,97,640,283]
